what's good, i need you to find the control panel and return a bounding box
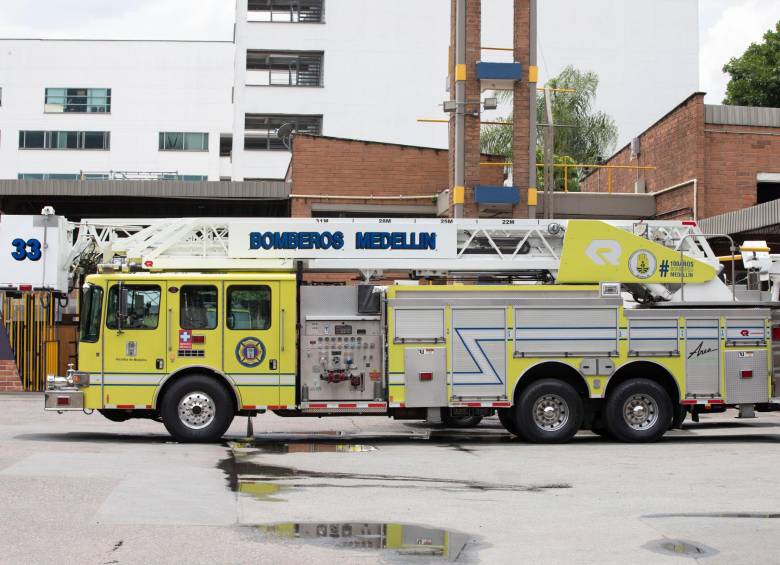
[302,318,383,401]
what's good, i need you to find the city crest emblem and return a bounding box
[628,249,657,279]
[235,337,266,368]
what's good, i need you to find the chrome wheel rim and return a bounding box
[532,394,569,432]
[623,394,659,430]
[178,391,216,430]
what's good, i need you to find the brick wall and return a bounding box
[288,134,507,217]
[702,125,780,219]
[579,93,705,219]
[579,91,780,221]
[0,360,22,392]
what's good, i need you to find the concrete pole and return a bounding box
[528,0,538,219]
[453,0,466,219]
[544,87,554,219]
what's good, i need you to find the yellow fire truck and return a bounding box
[6,213,776,443]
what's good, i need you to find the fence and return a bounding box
[1,292,59,391]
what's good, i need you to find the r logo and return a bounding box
[586,240,621,266]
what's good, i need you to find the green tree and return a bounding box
[480,65,617,190]
[723,22,780,107]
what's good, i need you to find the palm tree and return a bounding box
[481,66,618,191]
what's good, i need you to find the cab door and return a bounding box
[102,281,167,407]
[167,282,222,373]
[222,282,280,407]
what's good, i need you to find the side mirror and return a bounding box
[117,285,129,329]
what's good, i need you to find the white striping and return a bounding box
[102,374,163,385]
[229,375,279,385]
[279,374,296,385]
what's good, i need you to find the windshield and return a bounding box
[79,284,103,343]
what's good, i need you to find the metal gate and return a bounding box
[1,292,59,391]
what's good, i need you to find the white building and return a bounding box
[0,0,699,182]
[0,39,234,182]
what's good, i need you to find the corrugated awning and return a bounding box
[0,180,290,200]
[700,199,780,236]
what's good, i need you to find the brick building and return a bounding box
[287,134,506,218]
[581,93,780,224]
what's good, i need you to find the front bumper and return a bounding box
[44,389,84,411]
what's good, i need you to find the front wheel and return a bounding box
[604,379,672,443]
[161,375,235,443]
[514,379,583,443]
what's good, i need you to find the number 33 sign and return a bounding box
[11,238,42,262]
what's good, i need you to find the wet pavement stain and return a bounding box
[644,539,718,559]
[227,440,378,454]
[218,451,571,497]
[644,512,780,519]
[253,521,476,562]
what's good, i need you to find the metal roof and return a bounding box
[705,104,780,128]
[700,199,780,236]
[0,180,290,200]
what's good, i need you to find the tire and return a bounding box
[440,409,483,428]
[604,379,672,443]
[514,379,583,443]
[98,409,133,423]
[497,408,520,435]
[672,405,687,429]
[161,375,235,443]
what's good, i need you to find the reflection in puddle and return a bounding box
[644,539,717,558]
[257,522,473,562]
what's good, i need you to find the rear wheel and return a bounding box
[161,375,234,443]
[514,379,583,443]
[604,379,672,443]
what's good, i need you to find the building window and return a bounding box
[246,50,323,87]
[247,0,324,23]
[45,88,111,113]
[220,134,233,157]
[18,131,110,150]
[244,114,322,150]
[159,132,209,152]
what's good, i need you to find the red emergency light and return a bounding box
[192,335,206,344]
[56,397,70,406]
[741,370,753,379]
[419,372,433,381]
[772,327,780,341]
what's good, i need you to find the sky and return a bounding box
[0,0,778,104]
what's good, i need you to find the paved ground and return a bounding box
[0,393,779,564]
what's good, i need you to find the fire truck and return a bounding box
[4,210,779,443]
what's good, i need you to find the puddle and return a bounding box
[228,440,378,454]
[644,539,717,559]
[255,522,474,562]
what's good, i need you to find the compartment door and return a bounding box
[167,282,222,372]
[685,319,720,397]
[222,282,280,407]
[451,308,507,399]
[102,282,166,407]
